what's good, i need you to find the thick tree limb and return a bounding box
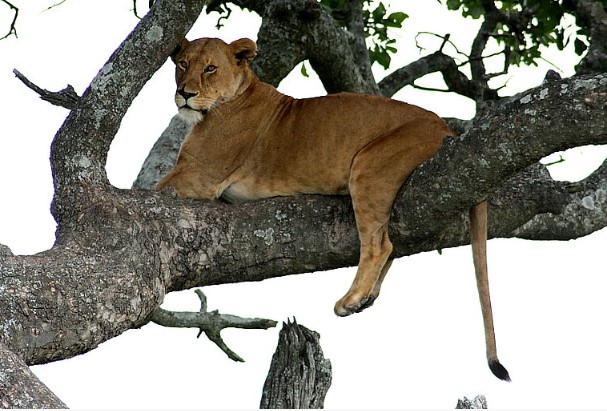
[49,0,208,226]
[260,320,332,409]
[513,159,607,240]
[149,289,277,362]
[133,115,190,190]
[252,0,375,93]
[0,343,66,408]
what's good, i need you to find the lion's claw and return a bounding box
[334,293,376,317]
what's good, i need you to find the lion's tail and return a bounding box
[470,200,511,382]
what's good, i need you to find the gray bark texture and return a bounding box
[260,320,332,409]
[456,395,488,409]
[1,0,607,407]
[0,343,67,409]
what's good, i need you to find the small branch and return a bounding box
[13,69,80,109]
[0,0,18,40]
[149,289,278,362]
[42,0,68,12]
[415,31,468,59]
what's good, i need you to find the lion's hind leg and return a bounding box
[334,130,429,316]
[334,122,445,317]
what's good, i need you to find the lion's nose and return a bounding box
[177,88,198,100]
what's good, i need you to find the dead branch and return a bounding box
[0,0,18,40]
[13,69,80,110]
[149,289,278,362]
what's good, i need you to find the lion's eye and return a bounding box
[204,65,217,74]
[178,60,188,70]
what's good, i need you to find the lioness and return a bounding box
[157,37,510,381]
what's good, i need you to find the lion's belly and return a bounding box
[220,175,349,204]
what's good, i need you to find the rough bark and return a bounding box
[573,0,607,74]
[133,116,191,190]
[0,343,66,409]
[456,395,488,409]
[260,320,332,409]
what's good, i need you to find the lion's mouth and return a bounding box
[182,104,209,115]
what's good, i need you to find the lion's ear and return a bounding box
[230,38,257,65]
[171,38,190,63]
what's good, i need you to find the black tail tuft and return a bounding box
[489,358,511,382]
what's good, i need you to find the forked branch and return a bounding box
[0,0,18,40]
[149,289,278,362]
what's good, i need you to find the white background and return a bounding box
[1,1,607,409]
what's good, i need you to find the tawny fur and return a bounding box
[157,37,509,380]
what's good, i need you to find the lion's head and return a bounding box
[170,37,257,124]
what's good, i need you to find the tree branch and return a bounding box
[514,157,607,240]
[379,51,479,99]
[251,0,376,93]
[0,343,67,408]
[149,289,278,362]
[0,0,18,40]
[573,0,607,74]
[468,1,502,103]
[13,69,80,110]
[49,0,208,226]
[343,0,380,94]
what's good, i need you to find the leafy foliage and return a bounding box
[443,0,591,66]
[321,0,408,69]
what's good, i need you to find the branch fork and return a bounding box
[150,289,278,362]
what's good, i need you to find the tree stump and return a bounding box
[260,320,332,409]
[456,395,488,409]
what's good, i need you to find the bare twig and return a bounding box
[415,32,468,60]
[0,0,18,40]
[42,0,68,13]
[133,0,157,19]
[13,69,80,109]
[149,289,278,362]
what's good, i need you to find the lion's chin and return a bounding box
[178,107,205,125]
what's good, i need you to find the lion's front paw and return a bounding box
[334,292,376,317]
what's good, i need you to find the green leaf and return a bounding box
[300,62,309,78]
[445,0,462,11]
[387,11,408,26]
[373,47,391,69]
